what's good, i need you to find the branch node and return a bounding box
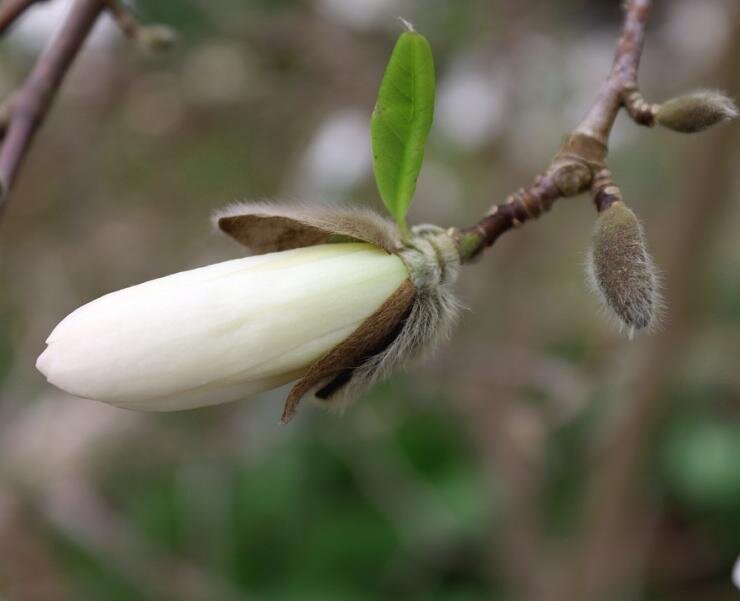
[549,158,592,197]
[559,133,608,167]
[0,0,107,211]
[622,86,657,127]
[591,168,623,213]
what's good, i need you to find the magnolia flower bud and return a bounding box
[37,243,407,411]
[656,90,738,133]
[586,201,659,335]
[38,203,461,421]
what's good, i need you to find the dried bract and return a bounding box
[216,204,461,420]
[215,201,401,255]
[282,224,462,422]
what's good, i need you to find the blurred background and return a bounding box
[1,0,739,599]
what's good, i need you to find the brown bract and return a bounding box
[281,279,416,423]
[214,204,462,422]
[215,201,401,254]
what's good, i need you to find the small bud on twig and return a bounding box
[135,24,177,53]
[586,201,660,335]
[106,1,176,53]
[655,90,738,133]
[623,87,658,127]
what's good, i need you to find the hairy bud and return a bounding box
[586,202,659,335]
[656,90,738,133]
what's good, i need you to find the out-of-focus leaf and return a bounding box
[661,414,740,510]
[132,0,211,37]
[49,531,158,601]
[371,27,436,237]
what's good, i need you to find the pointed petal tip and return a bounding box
[35,345,52,379]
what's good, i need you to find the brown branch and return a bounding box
[574,0,652,141]
[0,93,15,136]
[0,0,107,211]
[456,0,654,262]
[0,0,48,34]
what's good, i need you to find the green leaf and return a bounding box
[371,28,436,237]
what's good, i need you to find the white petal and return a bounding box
[37,243,408,410]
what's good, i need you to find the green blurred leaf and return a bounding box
[371,27,436,237]
[660,414,740,510]
[133,0,211,38]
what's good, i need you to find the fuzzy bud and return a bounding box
[655,90,738,133]
[586,201,659,334]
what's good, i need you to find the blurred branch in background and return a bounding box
[0,396,248,600]
[0,0,172,216]
[34,481,248,601]
[441,343,585,598]
[0,0,107,211]
[1,481,249,601]
[0,0,48,34]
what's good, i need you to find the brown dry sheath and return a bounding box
[280,279,416,423]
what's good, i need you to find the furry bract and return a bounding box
[37,203,462,421]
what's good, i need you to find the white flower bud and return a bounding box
[37,243,408,411]
[38,202,463,421]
